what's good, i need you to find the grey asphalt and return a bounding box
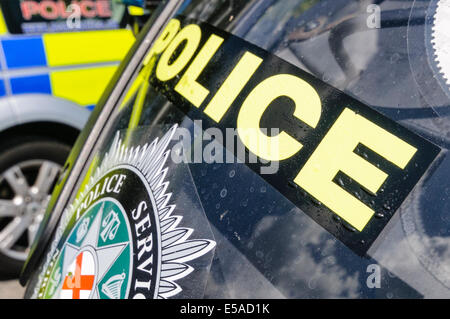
[0,278,25,299]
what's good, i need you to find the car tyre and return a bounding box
[0,136,71,278]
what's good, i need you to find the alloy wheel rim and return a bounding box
[0,160,61,261]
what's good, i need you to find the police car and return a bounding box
[20,0,450,299]
[0,0,137,278]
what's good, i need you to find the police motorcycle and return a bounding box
[18,0,450,299]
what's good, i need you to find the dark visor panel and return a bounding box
[143,16,441,256]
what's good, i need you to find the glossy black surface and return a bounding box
[24,0,450,298]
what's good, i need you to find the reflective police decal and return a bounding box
[34,126,216,299]
[130,17,442,256]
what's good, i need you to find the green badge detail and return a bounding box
[43,199,132,299]
[34,126,216,299]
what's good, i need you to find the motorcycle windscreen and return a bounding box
[26,1,450,298]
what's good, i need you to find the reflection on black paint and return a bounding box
[188,158,422,298]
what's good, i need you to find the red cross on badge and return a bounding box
[61,250,96,299]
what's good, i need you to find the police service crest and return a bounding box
[33,125,216,299]
[431,0,450,92]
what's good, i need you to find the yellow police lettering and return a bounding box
[237,74,322,161]
[156,24,201,82]
[145,18,181,64]
[294,108,417,231]
[175,34,224,107]
[204,51,263,122]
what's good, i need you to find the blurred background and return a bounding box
[2,0,450,300]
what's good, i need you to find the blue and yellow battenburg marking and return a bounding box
[0,12,134,110]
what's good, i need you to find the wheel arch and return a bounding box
[0,94,91,146]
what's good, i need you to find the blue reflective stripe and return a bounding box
[2,36,47,69]
[0,80,6,97]
[10,74,52,95]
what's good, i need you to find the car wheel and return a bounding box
[0,137,71,278]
